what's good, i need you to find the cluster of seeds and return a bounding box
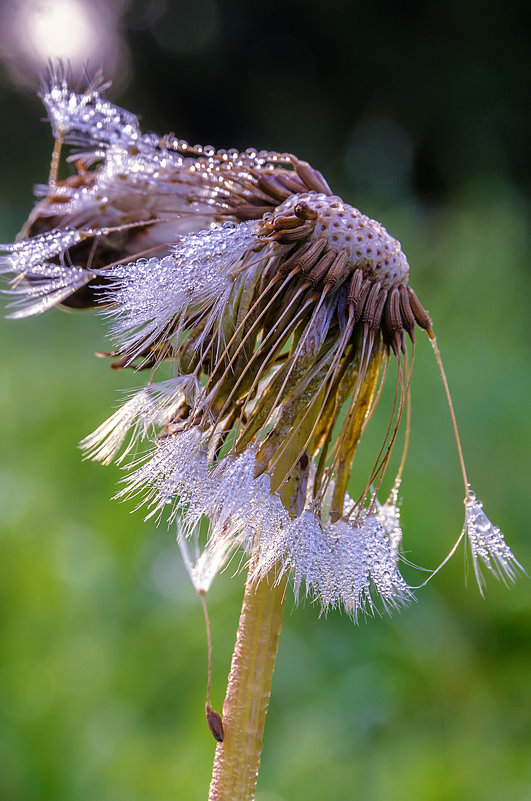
[1,71,520,620]
[259,192,433,355]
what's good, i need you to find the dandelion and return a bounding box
[1,68,521,801]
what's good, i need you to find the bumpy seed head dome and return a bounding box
[255,191,431,358]
[271,193,410,289]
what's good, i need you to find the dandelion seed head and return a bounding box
[266,192,409,288]
[1,72,521,618]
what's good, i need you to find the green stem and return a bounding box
[208,564,288,801]
[208,350,326,799]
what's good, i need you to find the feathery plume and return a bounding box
[464,493,523,594]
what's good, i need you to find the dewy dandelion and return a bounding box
[1,68,522,801]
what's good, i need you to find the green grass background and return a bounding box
[1,3,531,798]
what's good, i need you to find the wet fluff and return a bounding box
[1,69,521,617]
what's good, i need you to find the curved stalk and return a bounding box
[208,564,288,801]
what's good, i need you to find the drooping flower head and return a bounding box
[1,68,522,617]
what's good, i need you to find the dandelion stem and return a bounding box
[209,404,311,799]
[208,563,288,801]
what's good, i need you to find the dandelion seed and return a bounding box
[80,376,200,465]
[99,221,259,363]
[0,228,92,317]
[177,520,240,595]
[464,493,524,594]
[375,481,403,564]
[206,708,225,743]
[119,427,210,522]
[42,67,140,151]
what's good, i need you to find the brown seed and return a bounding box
[275,222,315,243]
[362,282,387,331]
[383,286,405,354]
[279,241,312,273]
[346,268,364,305]
[233,203,278,221]
[407,287,432,332]
[206,708,225,742]
[398,284,416,340]
[323,249,350,292]
[279,237,328,276]
[257,173,293,201]
[384,286,402,333]
[303,250,336,286]
[373,287,389,332]
[274,172,307,194]
[350,276,372,323]
[293,158,333,194]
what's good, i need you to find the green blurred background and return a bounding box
[0,1,530,799]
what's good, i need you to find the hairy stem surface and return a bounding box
[208,564,288,801]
